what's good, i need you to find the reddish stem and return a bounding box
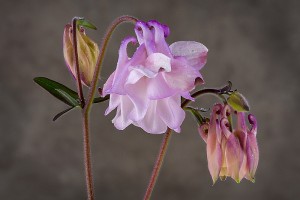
[72,17,85,107]
[143,128,172,200]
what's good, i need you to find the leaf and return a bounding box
[53,95,109,122]
[34,77,80,107]
[53,106,77,121]
[93,95,109,103]
[184,106,205,125]
[77,18,97,30]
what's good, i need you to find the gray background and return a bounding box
[0,0,299,199]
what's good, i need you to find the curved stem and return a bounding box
[79,16,138,200]
[144,86,228,200]
[83,15,138,114]
[72,17,85,107]
[181,88,225,108]
[143,128,172,200]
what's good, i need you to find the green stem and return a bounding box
[144,87,228,200]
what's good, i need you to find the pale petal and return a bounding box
[102,71,115,96]
[147,20,172,56]
[63,24,76,80]
[211,104,223,143]
[169,41,208,70]
[207,119,222,183]
[147,73,176,99]
[224,134,244,183]
[133,100,167,134]
[112,95,134,130]
[145,53,171,72]
[108,37,137,95]
[157,95,185,132]
[221,118,244,183]
[163,59,202,92]
[246,114,259,181]
[126,66,156,85]
[104,93,120,115]
[237,112,247,134]
[128,43,148,67]
[125,78,149,121]
[245,130,259,181]
[135,21,155,54]
[235,130,248,180]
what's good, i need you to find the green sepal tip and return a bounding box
[227,91,250,112]
[77,18,97,30]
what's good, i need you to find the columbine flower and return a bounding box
[103,20,208,133]
[63,24,99,86]
[199,104,259,183]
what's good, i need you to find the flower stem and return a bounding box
[79,16,138,200]
[143,128,172,200]
[144,84,231,199]
[83,15,138,114]
[72,17,85,107]
[82,113,94,200]
[181,88,225,108]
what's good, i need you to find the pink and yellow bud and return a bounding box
[63,24,99,87]
[198,104,259,184]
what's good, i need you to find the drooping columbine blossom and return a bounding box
[198,104,259,183]
[103,20,208,134]
[63,24,99,86]
[199,104,222,184]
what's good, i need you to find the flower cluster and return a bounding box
[199,104,259,183]
[103,20,208,134]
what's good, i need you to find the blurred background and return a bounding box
[0,0,299,199]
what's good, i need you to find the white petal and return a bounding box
[170,41,208,70]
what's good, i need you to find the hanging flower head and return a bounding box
[199,104,259,183]
[103,20,208,134]
[63,24,99,86]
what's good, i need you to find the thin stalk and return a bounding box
[72,17,85,107]
[82,113,94,200]
[143,128,172,200]
[83,15,138,114]
[181,88,225,108]
[79,16,138,200]
[144,88,227,200]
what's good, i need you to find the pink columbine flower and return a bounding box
[199,104,259,183]
[103,20,208,134]
[63,24,99,86]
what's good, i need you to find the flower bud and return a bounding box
[63,24,99,87]
[227,91,250,112]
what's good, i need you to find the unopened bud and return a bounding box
[227,91,250,112]
[63,24,99,86]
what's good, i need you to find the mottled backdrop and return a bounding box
[0,0,299,199]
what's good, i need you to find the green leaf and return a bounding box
[77,18,97,30]
[34,77,80,107]
[227,91,250,112]
[184,106,205,125]
[93,95,109,103]
[52,95,109,122]
[53,106,77,121]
